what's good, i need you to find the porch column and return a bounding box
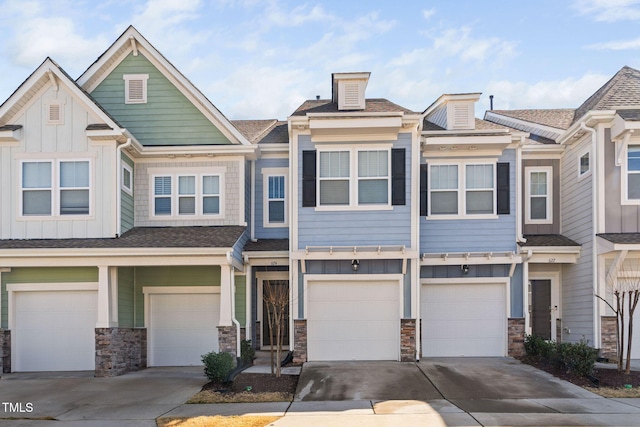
[219,264,233,326]
[523,259,530,335]
[96,265,118,327]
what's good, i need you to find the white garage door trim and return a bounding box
[421,278,509,357]
[304,274,403,361]
[143,286,220,366]
[8,282,99,372]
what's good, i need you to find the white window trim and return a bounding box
[122,163,133,195]
[577,148,591,181]
[123,74,149,104]
[148,167,225,219]
[316,145,392,211]
[427,160,498,220]
[525,166,553,224]
[622,142,640,205]
[263,167,288,228]
[18,159,93,220]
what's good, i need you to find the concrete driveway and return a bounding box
[0,367,207,425]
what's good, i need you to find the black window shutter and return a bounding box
[391,148,406,205]
[497,162,510,215]
[302,150,317,207]
[420,164,428,216]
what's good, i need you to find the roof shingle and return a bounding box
[520,234,581,247]
[489,109,575,130]
[292,98,416,116]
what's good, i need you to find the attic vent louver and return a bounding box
[343,83,360,107]
[453,104,470,129]
[47,102,63,125]
[123,74,149,104]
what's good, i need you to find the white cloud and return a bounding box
[485,73,610,110]
[422,8,436,20]
[432,27,517,64]
[574,0,640,21]
[587,37,640,50]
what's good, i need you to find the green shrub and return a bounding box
[201,351,235,382]
[557,339,598,377]
[241,339,255,365]
[524,334,554,358]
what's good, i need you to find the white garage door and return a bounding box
[422,282,506,357]
[14,290,97,372]
[148,292,220,366]
[307,280,399,361]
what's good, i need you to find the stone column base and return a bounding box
[293,319,307,363]
[400,319,416,362]
[95,328,147,377]
[600,316,617,360]
[508,318,525,357]
[218,325,238,357]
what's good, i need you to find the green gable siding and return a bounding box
[121,153,134,233]
[1,267,98,328]
[133,266,221,327]
[235,274,246,328]
[118,267,135,328]
[90,53,232,146]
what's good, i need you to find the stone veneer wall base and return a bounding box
[1,330,10,373]
[508,318,525,357]
[600,316,617,361]
[293,319,307,363]
[400,319,417,362]
[95,328,147,377]
[218,325,238,358]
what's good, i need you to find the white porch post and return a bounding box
[523,260,530,335]
[219,264,233,326]
[245,264,252,340]
[97,265,117,328]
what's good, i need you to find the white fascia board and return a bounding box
[0,127,21,142]
[522,144,565,159]
[484,111,565,136]
[422,133,512,156]
[309,116,403,129]
[134,144,258,159]
[258,143,290,154]
[611,114,640,141]
[558,111,616,145]
[291,249,419,260]
[0,251,232,267]
[421,252,522,266]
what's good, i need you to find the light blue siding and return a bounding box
[121,153,134,234]
[297,133,412,249]
[420,149,517,253]
[255,158,289,239]
[511,264,524,318]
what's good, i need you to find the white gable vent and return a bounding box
[47,102,64,125]
[123,74,149,104]
[332,72,370,111]
[448,102,475,130]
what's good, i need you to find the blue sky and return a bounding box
[0,0,639,120]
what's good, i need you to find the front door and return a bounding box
[531,280,552,340]
[261,278,290,348]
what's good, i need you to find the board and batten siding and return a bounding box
[90,53,232,146]
[605,129,640,232]
[132,266,221,327]
[255,158,289,239]
[1,267,98,329]
[117,267,135,328]
[560,136,594,343]
[523,158,560,235]
[420,149,517,253]
[0,84,116,239]
[134,160,241,227]
[296,133,412,249]
[121,153,135,234]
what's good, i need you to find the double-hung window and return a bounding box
[152,171,223,218]
[627,145,640,201]
[428,162,496,217]
[525,167,552,223]
[267,176,286,223]
[21,160,90,217]
[317,148,391,208]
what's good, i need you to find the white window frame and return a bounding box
[19,159,93,219]
[123,74,149,104]
[316,145,392,211]
[622,143,640,205]
[525,166,553,224]
[121,163,133,195]
[577,148,591,180]
[148,168,225,219]
[427,160,497,220]
[263,168,288,228]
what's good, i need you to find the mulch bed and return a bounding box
[202,373,299,394]
[520,356,640,388]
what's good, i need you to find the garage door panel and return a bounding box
[422,283,506,357]
[307,280,399,361]
[149,293,220,366]
[15,290,97,372]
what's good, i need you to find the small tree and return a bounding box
[597,259,640,374]
[263,278,288,377]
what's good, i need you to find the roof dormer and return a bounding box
[331,72,370,111]
[424,93,481,130]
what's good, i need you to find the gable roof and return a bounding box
[76,25,249,146]
[0,57,126,139]
[291,98,416,116]
[573,66,640,125]
[489,109,575,130]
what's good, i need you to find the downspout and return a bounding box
[516,136,527,243]
[227,251,242,357]
[580,122,600,348]
[116,138,132,237]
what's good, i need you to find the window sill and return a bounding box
[149,214,225,220]
[425,214,499,220]
[18,214,94,221]
[313,205,394,212]
[263,222,288,228]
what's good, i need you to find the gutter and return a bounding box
[580,121,600,348]
[116,137,132,237]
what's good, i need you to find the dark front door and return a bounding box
[262,279,290,347]
[531,280,552,340]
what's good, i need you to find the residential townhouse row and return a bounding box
[0,26,638,376]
